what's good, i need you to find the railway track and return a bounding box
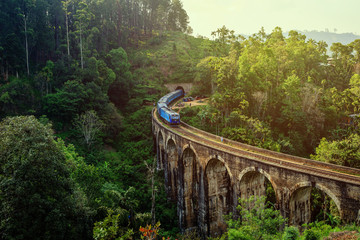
[154,108,360,186]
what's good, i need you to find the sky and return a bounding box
[181,0,360,38]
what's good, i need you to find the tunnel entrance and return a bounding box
[175,86,185,94]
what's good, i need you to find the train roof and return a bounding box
[158,89,183,103]
[157,102,167,108]
[160,106,179,115]
[158,97,167,103]
[159,93,174,103]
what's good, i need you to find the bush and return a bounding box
[304,228,320,240]
[282,226,300,240]
[225,196,285,240]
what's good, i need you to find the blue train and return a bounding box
[157,89,184,125]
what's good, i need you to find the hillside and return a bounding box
[128,30,360,92]
[128,32,211,86]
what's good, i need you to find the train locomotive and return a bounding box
[157,89,184,125]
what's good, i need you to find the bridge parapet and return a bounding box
[181,121,360,178]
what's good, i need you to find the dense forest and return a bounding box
[1,0,360,239]
[0,0,191,239]
[186,26,360,163]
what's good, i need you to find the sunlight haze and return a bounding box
[181,0,360,37]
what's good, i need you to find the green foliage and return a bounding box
[344,74,360,113]
[93,208,133,240]
[167,0,189,32]
[181,106,281,151]
[1,0,190,78]
[211,26,240,57]
[221,114,281,151]
[282,226,300,240]
[0,116,91,239]
[302,221,333,240]
[226,196,285,240]
[107,47,134,109]
[55,138,104,208]
[96,59,116,92]
[223,198,356,239]
[185,26,360,160]
[303,229,320,240]
[311,134,360,168]
[0,77,38,116]
[35,60,54,96]
[43,79,88,122]
[129,31,218,93]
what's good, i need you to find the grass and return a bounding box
[128,31,213,86]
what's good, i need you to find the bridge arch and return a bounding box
[205,155,233,179]
[157,129,164,143]
[181,143,198,157]
[238,167,277,204]
[166,136,178,150]
[205,156,232,237]
[180,145,199,229]
[289,182,341,226]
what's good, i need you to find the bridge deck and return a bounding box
[154,108,360,186]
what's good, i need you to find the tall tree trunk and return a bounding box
[116,1,123,46]
[5,62,8,81]
[62,0,70,57]
[24,14,30,76]
[149,9,153,35]
[55,14,60,53]
[65,9,70,56]
[79,22,84,69]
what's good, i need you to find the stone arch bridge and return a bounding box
[152,109,360,237]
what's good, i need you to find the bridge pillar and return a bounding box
[205,158,232,237]
[277,188,291,224]
[156,131,165,170]
[339,193,360,223]
[289,187,312,226]
[181,147,199,231]
[198,166,207,238]
[177,145,185,232]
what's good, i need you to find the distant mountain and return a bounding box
[285,30,360,48]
